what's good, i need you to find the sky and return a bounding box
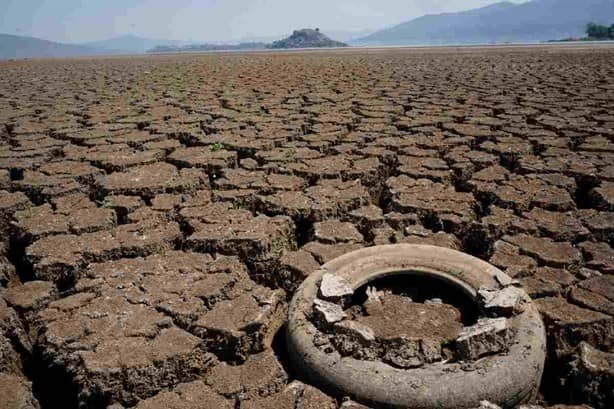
[0,0,529,43]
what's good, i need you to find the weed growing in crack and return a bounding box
[210,142,225,152]
[97,197,115,209]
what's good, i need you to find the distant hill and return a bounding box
[83,34,193,54]
[154,29,350,53]
[355,0,614,45]
[270,29,348,49]
[233,29,375,44]
[0,33,111,60]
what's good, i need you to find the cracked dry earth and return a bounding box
[0,46,613,409]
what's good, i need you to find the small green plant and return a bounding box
[97,197,115,208]
[210,142,225,152]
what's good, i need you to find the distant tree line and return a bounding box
[586,22,614,40]
[149,42,269,53]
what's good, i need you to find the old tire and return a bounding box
[286,244,546,408]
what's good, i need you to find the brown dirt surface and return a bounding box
[357,294,462,343]
[1,44,614,408]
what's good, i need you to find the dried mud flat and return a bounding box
[0,45,613,408]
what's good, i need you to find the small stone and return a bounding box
[456,318,512,361]
[340,399,372,409]
[365,286,382,303]
[475,402,502,409]
[577,268,602,280]
[364,286,385,314]
[494,271,519,287]
[478,286,525,316]
[334,320,375,343]
[313,299,347,325]
[319,272,353,301]
[425,298,443,305]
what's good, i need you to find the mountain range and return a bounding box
[355,0,614,45]
[0,33,112,59]
[1,0,614,59]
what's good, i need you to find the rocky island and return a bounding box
[146,28,348,53]
[270,28,348,49]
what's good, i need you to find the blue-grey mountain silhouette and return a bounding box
[355,0,614,45]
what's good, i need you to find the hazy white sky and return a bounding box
[0,0,529,43]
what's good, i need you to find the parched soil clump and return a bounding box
[333,292,463,368]
[99,162,206,198]
[23,252,286,406]
[358,295,462,342]
[25,219,181,285]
